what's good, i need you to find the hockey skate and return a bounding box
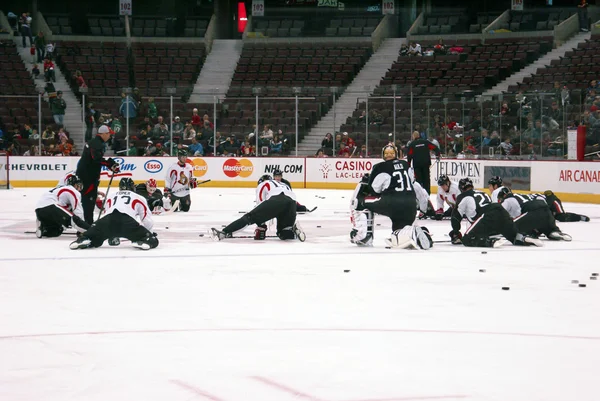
[209,228,232,241]
[69,237,92,250]
[293,222,306,242]
[514,233,543,247]
[108,237,121,246]
[35,219,43,238]
[132,241,150,250]
[548,231,572,241]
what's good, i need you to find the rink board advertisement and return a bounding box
[4,156,600,202]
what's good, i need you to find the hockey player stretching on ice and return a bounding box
[136,178,165,213]
[497,187,571,241]
[449,178,542,248]
[70,178,159,250]
[536,190,590,222]
[164,149,197,212]
[435,174,460,220]
[35,175,91,238]
[210,174,306,241]
[350,144,432,249]
[272,169,315,213]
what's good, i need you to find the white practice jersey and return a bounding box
[412,180,431,213]
[256,179,297,206]
[501,197,522,219]
[57,170,77,187]
[165,161,194,197]
[436,181,461,211]
[104,190,154,230]
[36,185,84,220]
[491,186,506,203]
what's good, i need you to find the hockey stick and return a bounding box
[204,234,280,239]
[97,171,116,220]
[24,231,78,236]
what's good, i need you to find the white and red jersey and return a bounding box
[57,170,77,187]
[436,181,461,211]
[104,190,154,230]
[165,161,194,197]
[255,179,296,206]
[36,185,84,220]
[491,186,506,203]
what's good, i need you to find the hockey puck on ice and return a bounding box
[592,273,599,277]
[316,225,321,228]
[343,269,350,273]
[571,280,579,284]
[482,251,487,254]
[591,276,598,280]
[501,287,510,291]
[199,234,204,237]
[579,284,587,288]
[165,226,169,229]
[479,269,486,273]
[376,224,381,226]
[385,246,391,249]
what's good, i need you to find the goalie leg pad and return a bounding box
[389,225,433,250]
[350,210,373,246]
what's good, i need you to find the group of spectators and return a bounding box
[0,123,78,157]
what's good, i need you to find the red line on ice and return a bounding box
[170,379,227,401]
[250,376,324,401]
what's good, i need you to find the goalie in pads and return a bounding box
[350,144,432,250]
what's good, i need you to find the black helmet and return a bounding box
[497,187,512,202]
[458,177,473,192]
[258,174,272,184]
[437,174,450,186]
[273,169,283,176]
[66,174,82,189]
[488,176,503,187]
[177,148,188,158]
[119,177,135,191]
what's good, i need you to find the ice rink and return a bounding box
[1,186,599,401]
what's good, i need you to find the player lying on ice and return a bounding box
[449,178,543,248]
[350,144,433,250]
[210,173,306,241]
[70,178,159,250]
[35,174,91,238]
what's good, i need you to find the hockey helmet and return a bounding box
[458,177,474,192]
[66,174,83,191]
[258,174,272,184]
[119,177,135,192]
[497,187,512,203]
[544,190,554,197]
[488,176,503,187]
[381,144,398,161]
[437,174,450,186]
[273,169,283,177]
[146,178,157,194]
[177,148,188,163]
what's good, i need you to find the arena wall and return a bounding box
[3,156,600,203]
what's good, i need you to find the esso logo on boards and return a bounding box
[144,159,163,173]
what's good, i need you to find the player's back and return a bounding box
[36,185,80,210]
[369,159,415,195]
[105,190,150,220]
[456,189,492,220]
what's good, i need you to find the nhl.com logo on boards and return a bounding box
[319,160,372,179]
[223,158,254,178]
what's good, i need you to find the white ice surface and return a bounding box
[0,187,599,401]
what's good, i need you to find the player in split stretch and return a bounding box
[449,178,542,248]
[35,174,90,238]
[210,173,306,241]
[497,187,572,241]
[435,174,461,220]
[535,190,590,222]
[272,169,315,213]
[164,149,197,212]
[70,178,159,250]
[76,125,120,224]
[136,178,165,213]
[350,144,432,250]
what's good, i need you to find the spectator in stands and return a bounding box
[57,127,68,143]
[578,0,589,32]
[586,80,599,96]
[147,97,158,120]
[224,135,240,156]
[84,103,96,141]
[208,132,225,155]
[74,70,86,89]
[32,63,40,79]
[321,133,334,156]
[480,129,491,147]
[359,144,368,158]
[199,120,213,141]
[20,12,33,48]
[334,133,343,153]
[172,116,184,138]
[34,31,46,62]
[500,137,513,156]
[269,135,283,154]
[203,114,214,129]
[58,136,73,156]
[189,136,204,156]
[23,145,39,156]
[342,132,356,152]
[42,126,55,141]
[43,57,56,82]
[20,123,33,139]
[132,87,142,107]
[370,110,383,125]
[183,121,196,140]
[399,43,408,56]
[152,119,169,142]
[433,38,446,55]
[428,133,440,150]
[50,91,66,127]
[259,124,273,147]
[191,108,202,131]
[30,128,39,140]
[240,138,256,156]
[111,116,123,136]
[489,130,501,148]
[144,140,157,156]
[358,110,367,124]
[119,92,138,120]
[6,142,20,156]
[408,41,422,56]
[315,149,327,158]
[155,143,169,157]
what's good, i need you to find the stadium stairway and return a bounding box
[297,38,405,155]
[188,39,243,104]
[484,32,591,96]
[14,39,83,148]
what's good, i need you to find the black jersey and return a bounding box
[76,135,115,184]
[368,159,415,195]
[135,183,163,203]
[455,189,492,223]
